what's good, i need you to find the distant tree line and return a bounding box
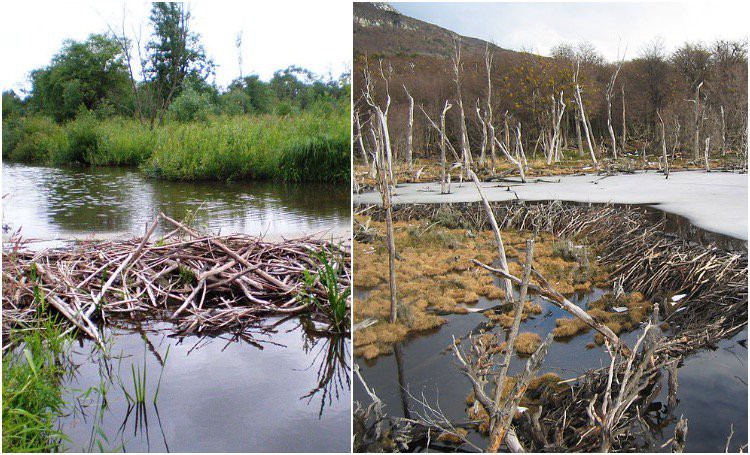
[3,2,350,125]
[354,36,747,165]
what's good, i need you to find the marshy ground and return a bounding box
[353,214,652,361]
[353,201,747,452]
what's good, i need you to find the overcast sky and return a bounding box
[0,0,352,93]
[393,2,749,62]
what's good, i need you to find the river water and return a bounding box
[2,163,350,244]
[59,318,351,452]
[2,162,352,452]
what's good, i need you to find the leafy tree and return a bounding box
[28,34,130,121]
[2,90,24,119]
[145,2,214,125]
[168,86,213,121]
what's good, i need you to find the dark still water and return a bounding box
[356,287,748,452]
[2,163,350,242]
[60,317,351,452]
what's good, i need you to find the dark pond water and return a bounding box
[2,163,352,452]
[2,163,350,244]
[355,221,747,451]
[59,317,351,452]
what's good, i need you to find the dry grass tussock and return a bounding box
[552,292,652,344]
[354,216,610,360]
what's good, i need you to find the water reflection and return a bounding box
[60,318,351,452]
[3,163,349,240]
[298,318,351,418]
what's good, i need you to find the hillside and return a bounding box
[353,2,512,59]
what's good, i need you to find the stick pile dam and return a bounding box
[2,214,351,344]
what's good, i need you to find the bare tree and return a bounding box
[574,61,598,164]
[468,170,513,299]
[452,37,472,177]
[657,109,669,178]
[353,109,370,165]
[671,117,681,160]
[704,136,711,171]
[720,105,726,156]
[362,60,398,323]
[688,81,704,161]
[621,83,627,152]
[440,101,452,194]
[403,85,414,173]
[476,100,488,166]
[362,60,395,184]
[574,108,585,156]
[546,92,567,164]
[606,52,625,159]
[484,44,497,169]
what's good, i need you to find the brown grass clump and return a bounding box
[527,373,562,391]
[436,428,468,443]
[514,332,542,355]
[552,317,589,339]
[352,212,614,360]
[524,302,543,314]
[477,284,504,299]
[553,291,652,344]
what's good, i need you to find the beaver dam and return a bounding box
[353,201,747,452]
[2,213,351,452]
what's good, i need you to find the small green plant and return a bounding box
[178,265,197,286]
[153,345,170,405]
[302,246,350,332]
[2,301,71,452]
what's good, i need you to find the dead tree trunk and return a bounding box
[354,110,369,166]
[575,109,584,156]
[503,112,511,152]
[658,110,669,179]
[476,101,488,166]
[691,81,704,161]
[468,169,514,299]
[547,92,566,165]
[704,136,711,171]
[621,83,627,152]
[404,85,414,172]
[671,118,681,160]
[720,105,726,157]
[516,123,528,167]
[574,61,598,165]
[440,101,452,194]
[362,61,394,185]
[452,38,471,177]
[372,123,398,323]
[606,60,623,159]
[484,44,497,170]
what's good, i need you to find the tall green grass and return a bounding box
[2,289,71,452]
[2,108,349,183]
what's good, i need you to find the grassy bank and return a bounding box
[2,304,71,452]
[2,108,349,183]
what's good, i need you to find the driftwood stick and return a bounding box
[472,259,623,348]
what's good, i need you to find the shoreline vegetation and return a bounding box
[3,106,350,183]
[2,3,351,184]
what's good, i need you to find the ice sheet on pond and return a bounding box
[354,170,748,240]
